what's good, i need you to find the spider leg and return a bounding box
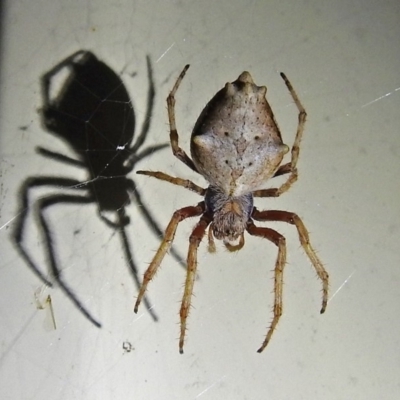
[253,73,306,198]
[271,162,292,178]
[252,209,329,314]
[167,65,198,173]
[252,171,298,198]
[246,220,286,353]
[136,170,206,196]
[36,147,85,168]
[179,214,211,353]
[134,203,205,314]
[13,177,84,286]
[116,208,159,322]
[128,178,187,267]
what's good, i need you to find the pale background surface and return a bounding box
[1,1,399,399]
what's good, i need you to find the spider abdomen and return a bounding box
[191,72,289,197]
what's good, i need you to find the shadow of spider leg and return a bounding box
[14,177,79,286]
[13,176,160,325]
[13,176,101,326]
[31,150,168,323]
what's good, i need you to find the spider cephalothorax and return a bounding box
[205,186,253,248]
[134,65,329,353]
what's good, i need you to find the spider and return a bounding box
[13,50,183,326]
[134,65,329,353]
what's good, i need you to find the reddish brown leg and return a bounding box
[134,203,205,314]
[253,73,306,198]
[167,65,198,172]
[252,209,329,313]
[246,221,287,353]
[179,214,212,353]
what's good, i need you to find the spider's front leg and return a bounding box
[246,220,287,353]
[134,203,205,315]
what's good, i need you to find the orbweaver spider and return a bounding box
[134,65,329,353]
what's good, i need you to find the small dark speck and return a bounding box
[254,136,260,140]
[122,341,133,353]
[225,160,229,165]
[224,132,229,137]
[248,162,253,167]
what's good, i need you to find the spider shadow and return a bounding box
[12,50,184,326]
